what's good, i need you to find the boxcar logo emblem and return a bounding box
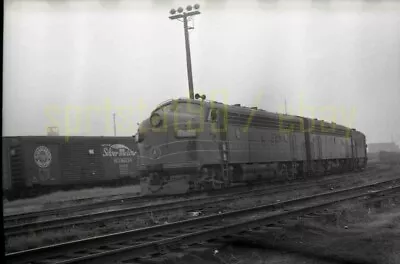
[34,146,52,168]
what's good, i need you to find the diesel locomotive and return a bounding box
[136,97,368,196]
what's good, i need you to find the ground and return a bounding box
[5,165,400,263]
[194,193,400,264]
[3,184,141,215]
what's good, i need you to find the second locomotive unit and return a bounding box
[136,96,367,196]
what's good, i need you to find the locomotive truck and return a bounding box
[136,97,368,196]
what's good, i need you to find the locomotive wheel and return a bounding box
[211,167,224,190]
[198,167,213,191]
[198,166,225,191]
[278,163,291,181]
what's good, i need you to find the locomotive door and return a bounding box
[317,136,322,159]
[354,139,358,159]
[351,137,357,159]
[209,107,230,183]
[351,137,358,169]
[290,134,296,161]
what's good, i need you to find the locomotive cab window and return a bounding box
[208,108,218,122]
[154,101,204,117]
[173,102,204,116]
[208,107,228,130]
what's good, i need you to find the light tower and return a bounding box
[113,113,117,136]
[169,4,201,100]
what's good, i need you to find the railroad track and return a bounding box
[4,184,246,225]
[4,171,363,237]
[6,177,400,264]
[4,168,381,227]
[3,193,153,224]
[4,169,392,238]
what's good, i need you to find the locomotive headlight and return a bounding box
[150,113,162,127]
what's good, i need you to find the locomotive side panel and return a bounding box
[248,128,292,162]
[195,124,220,166]
[291,132,307,161]
[163,124,197,165]
[351,130,368,169]
[355,132,367,159]
[337,137,348,158]
[345,137,352,158]
[321,135,346,160]
[309,134,322,160]
[138,121,169,169]
[247,128,266,163]
[227,124,250,164]
[320,135,329,159]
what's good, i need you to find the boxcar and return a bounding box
[2,136,138,200]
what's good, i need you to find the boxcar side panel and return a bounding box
[2,138,13,191]
[60,139,86,184]
[99,137,138,181]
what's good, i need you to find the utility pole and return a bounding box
[169,4,201,100]
[113,113,116,136]
[284,98,287,115]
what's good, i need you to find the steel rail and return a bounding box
[4,183,244,225]
[4,170,375,226]
[5,173,356,237]
[6,177,399,264]
[3,181,265,224]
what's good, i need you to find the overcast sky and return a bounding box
[3,0,400,144]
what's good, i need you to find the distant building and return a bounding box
[47,127,60,136]
[368,142,400,153]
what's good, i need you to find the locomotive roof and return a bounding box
[154,97,361,134]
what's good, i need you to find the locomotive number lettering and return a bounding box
[270,133,289,144]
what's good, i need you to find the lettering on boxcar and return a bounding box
[119,164,129,175]
[114,158,133,164]
[102,144,136,163]
[34,146,52,168]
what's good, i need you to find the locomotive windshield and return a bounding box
[152,101,205,116]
